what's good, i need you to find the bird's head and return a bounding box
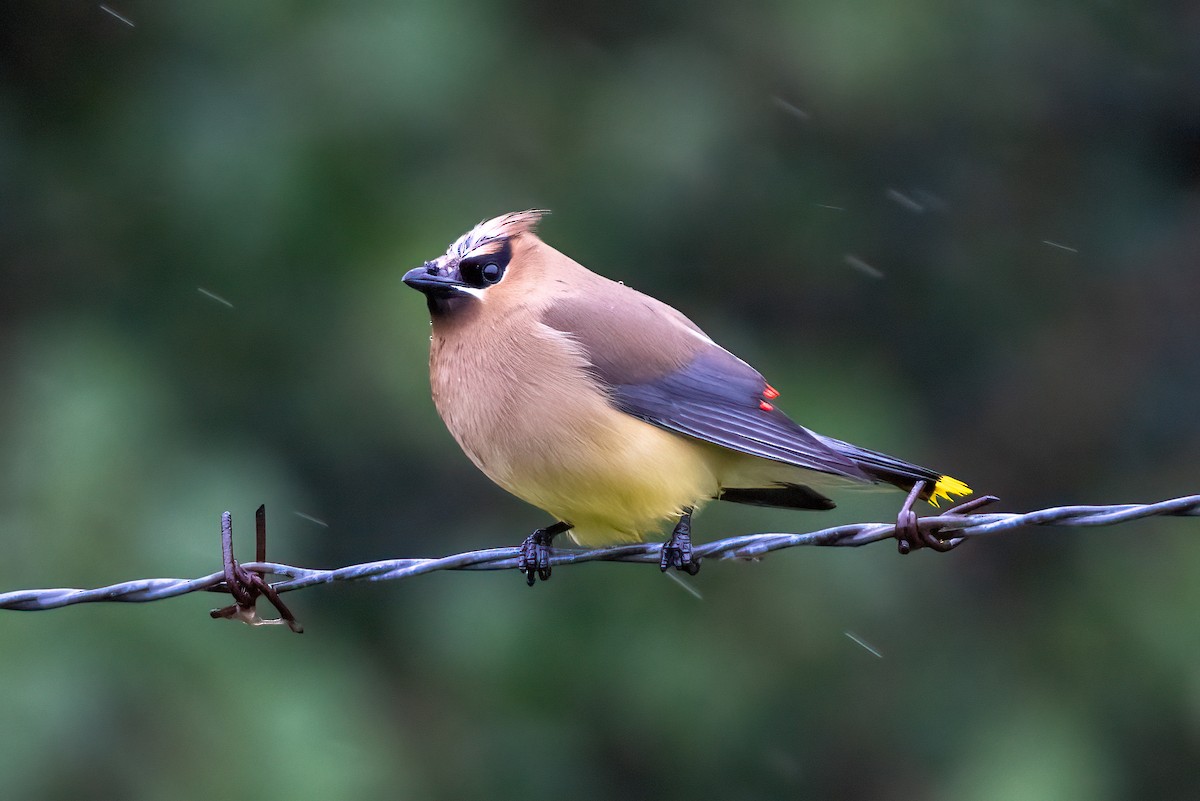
[403,210,548,318]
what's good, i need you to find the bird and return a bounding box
[403,210,985,585]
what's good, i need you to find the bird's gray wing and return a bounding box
[607,347,869,480]
[541,295,869,481]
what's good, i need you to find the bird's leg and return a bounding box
[895,482,1002,554]
[517,521,572,586]
[660,507,701,575]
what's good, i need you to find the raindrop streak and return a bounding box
[844,631,882,658]
[293,511,329,528]
[913,189,948,212]
[885,188,925,213]
[814,204,846,211]
[1042,240,1079,253]
[844,254,884,280]
[100,4,135,27]
[771,96,811,122]
[664,570,703,600]
[196,287,234,309]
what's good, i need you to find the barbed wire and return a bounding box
[1,494,1197,632]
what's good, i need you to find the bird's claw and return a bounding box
[517,533,552,586]
[660,528,701,575]
[518,525,569,586]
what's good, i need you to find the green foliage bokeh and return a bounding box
[2,2,1198,799]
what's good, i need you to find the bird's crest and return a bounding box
[447,209,548,263]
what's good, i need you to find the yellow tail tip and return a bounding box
[928,475,972,507]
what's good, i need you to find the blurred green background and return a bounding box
[2,2,1199,799]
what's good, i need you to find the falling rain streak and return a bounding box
[100,4,135,26]
[196,287,234,309]
[844,631,882,658]
[771,96,811,122]
[664,570,703,600]
[293,511,330,528]
[885,188,925,213]
[844,254,884,280]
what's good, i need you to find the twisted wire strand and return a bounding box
[2,494,1197,613]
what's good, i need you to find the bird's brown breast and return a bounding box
[429,311,608,488]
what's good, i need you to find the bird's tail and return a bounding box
[816,436,972,506]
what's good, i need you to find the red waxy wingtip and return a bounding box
[759,401,774,412]
[763,384,780,400]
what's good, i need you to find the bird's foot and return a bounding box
[895,482,1001,554]
[517,522,571,586]
[660,511,701,575]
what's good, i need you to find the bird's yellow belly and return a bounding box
[469,407,720,546]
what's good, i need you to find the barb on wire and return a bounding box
[1,494,1198,633]
[208,505,302,633]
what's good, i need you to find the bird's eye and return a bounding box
[460,259,506,287]
[480,262,503,284]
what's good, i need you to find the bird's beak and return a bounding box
[403,266,469,297]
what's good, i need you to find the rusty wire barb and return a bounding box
[1,494,1198,633]
[208,506,302,633]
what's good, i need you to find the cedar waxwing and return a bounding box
[403,211,982,585]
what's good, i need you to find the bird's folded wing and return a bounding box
[540,296,868,480]
[609,350,869,480]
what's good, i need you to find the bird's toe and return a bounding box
[517,534,552,586]
[660,530,701,575]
